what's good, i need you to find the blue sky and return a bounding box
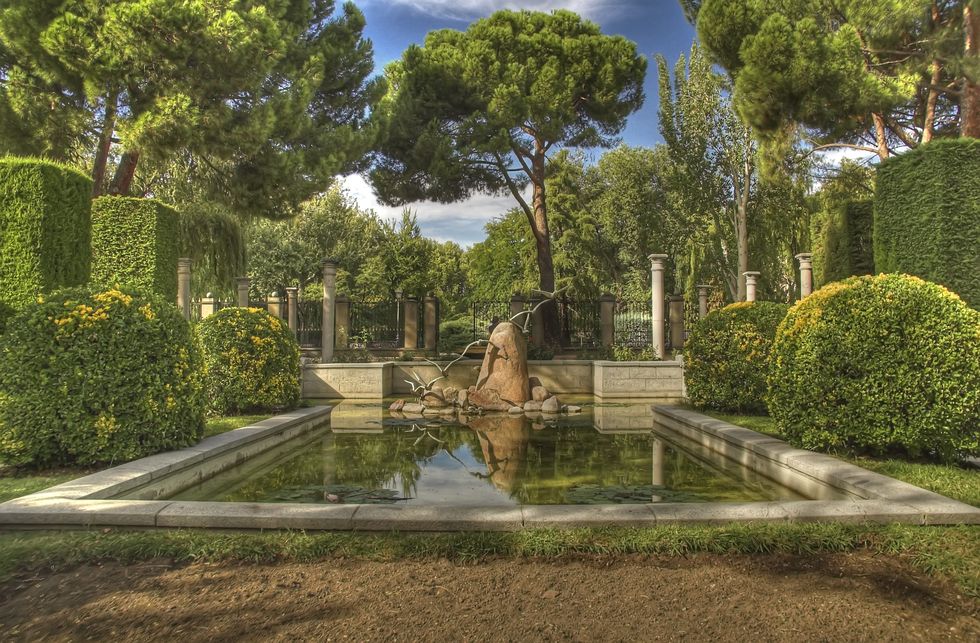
[343,0,697,246]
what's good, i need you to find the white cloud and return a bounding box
[340,173,525,247]
[362,0,630,21]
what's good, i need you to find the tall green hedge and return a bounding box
[874,138,980,307]
[0,157,92,311]
[92,197,179,302]
[811,199,874,287]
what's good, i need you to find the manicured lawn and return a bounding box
[0,414,270,503]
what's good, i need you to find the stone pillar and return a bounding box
[743,271,761,303]
[267,292,283,319]
[652,438,665,487]
[177,258,191,320]
[423,293,438,351]
[696,285,711,319]
[236,277,250,307]
[509,293,525,319]
[648,254,668,359]
[796,253,814,298]
[668,294,685,350]
[599,293,616,348]
[530,297,545,347]
[403,297,419,350]
[200,292,217,319]
[321,261,337,362]
[335,294,351,349]
[285,287,299,334]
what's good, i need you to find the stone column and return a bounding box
[599,293,616,349]
[177,258,192,320]
[321,261,337,362]
[335,294,351,349]
[285,287,299,334]
[652,438,665,487]
[509,293,525,319]
[200,292,217,319]
[743,271,761,303]
[668,294,685,350]
[696,285,711,319]
[403,297,419,350]
[236,277,250,307]
[648,254,668,359]
[423,293,438,351]
[796,253,814,298]
[267,292,283,319]
[530,297,545,347]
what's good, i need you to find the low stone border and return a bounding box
[1,404,976,531]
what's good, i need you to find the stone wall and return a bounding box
[302,363,392,399]
[592,360,686,399]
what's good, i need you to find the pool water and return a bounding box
[169,402,817,506]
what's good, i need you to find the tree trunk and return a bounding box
[872,113,890,159]
[108,149,140,195]
[91,92,118,197]
[736,199,748,301]
[529,152,561,347]
[963,3,980,138]
[923,2,943,144]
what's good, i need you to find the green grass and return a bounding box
[708,411,980,508]
[0,414,270,503]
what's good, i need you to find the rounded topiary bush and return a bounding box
[767,274,980,462]
[197,307,300,415]
[438,316,475,354]
[684,301,789,412]
[0,287,205,466]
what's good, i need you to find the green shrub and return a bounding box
[811,199,874,287]
[91,196,179,302]
[438,316,475,354]
[0,287,205,466]
[767,274,980,462]
[0,157,92,311]
[874,138,980,308]
[684,302,789,413]
[611,344,658,361]
[197,307,300,415]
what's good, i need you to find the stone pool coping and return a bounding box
[1,405,977,531]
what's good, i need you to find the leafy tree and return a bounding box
[369,9,646,344]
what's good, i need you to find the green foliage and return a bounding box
[767,274,980,462]
[177,201,245,296]
[91,196,179,301]
[874,138,980,308]
[811,200,874,286]
[438,317,475,354]
[197,307,300,415]
[0,157,92,310]
[0,286,205,466]
[610,344,659,361]
[684,302,789,412]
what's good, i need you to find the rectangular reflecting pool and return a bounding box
[161,402,848,506]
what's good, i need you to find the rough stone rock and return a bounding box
[457,388,468,407]
[531,385,550,402]
[528,376,543,390]
[508,405,524,414]
[442,386,458,403]
[474,321,530,405]
[464,414,530,491]
[401,403,424,414]
[466,386,512,412]
[564,405,582,414]
[422,390,447,408]
[541,396,561,414]
[388,399,405,412]
[523,400,543,412]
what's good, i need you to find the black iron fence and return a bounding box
[471,300,517,343]
[613,299,652,348]
[297,300,322,348]
[349,299,399,349]
[557,299,601,349]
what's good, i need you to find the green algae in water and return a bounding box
[170,404,809,505]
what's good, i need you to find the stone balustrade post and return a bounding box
[696,284,711,319]
[423,293,438,351]
[177,258,191,321]
[796,253,814,298]
[744,271,761,302]
[236,277,250,307]
[267,292,283,319]
[530,297,545,347]
[668,294,685,350]
[335,294,351,349]
[285,287,299,335]
[648,254,668,359]
[200,292,217,319]
[599,293,616,349]
[403,296,419,350]
[509,293,525,320]
[321,261,337,362]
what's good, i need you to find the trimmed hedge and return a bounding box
[91,197,179,302]
[811,199,874,287]
[0,286,205,466]
[874,138,980,308]
[438,316,474,354]
[197,307,301,415]
[684,301,789,413]
[767,274,980,463]
[0,157,92,311]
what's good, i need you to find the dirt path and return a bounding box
[0,553,976,642]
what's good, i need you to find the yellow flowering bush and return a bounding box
[0,286,205,466]
[684,302,789,413]
[767,274,980,463]
[197,307,300,415]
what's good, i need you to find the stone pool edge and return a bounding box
[1,405,977,531]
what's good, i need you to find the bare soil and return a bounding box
[0,553,977,642]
